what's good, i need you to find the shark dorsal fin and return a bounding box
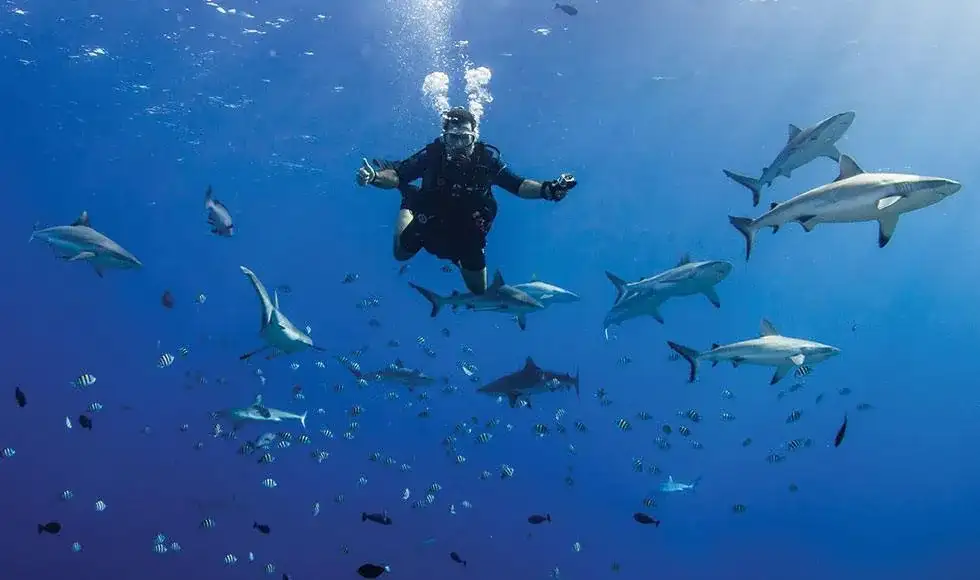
[605,271,628,302]
[787,124,801,142]
[676,253,692,267]
[253,393,263,406]
[394,358,404,367]
[760,318,779,336]
[668,476,674,483]
[204,185,213,201]
[769,201,781,211]
[834,154,864,182]
[523,357,539,371]
[489,270,505,291]
[530,273,538,281]
[72,211,90,227]
[273,290,280,310]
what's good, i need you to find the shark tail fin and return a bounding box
[691,476,703,490]
[604,271,629,303]
[666,341,700,383]
[728,216,756,262]
[722,170,763,207]
[408,282,443,317]
[299,411,307,430]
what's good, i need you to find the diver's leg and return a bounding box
[393,209,420,261]
[458,243,488,294]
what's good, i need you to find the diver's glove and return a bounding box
[541,173,577,202]
[356,157,378,186]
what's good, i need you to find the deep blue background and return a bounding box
[2,0,979,578]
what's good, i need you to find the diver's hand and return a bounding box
[356,157,377,186]
[542,173,577,202]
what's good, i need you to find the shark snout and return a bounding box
[939,179,962,197]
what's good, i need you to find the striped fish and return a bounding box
[157,353,175,368]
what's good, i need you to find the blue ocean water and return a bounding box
[3,0,980,578]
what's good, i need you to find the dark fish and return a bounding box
[834,414,848,447]
[555,2,578,15]
[78,414,93,430]
[357,563,389,578]
[14,387,26,408]
[450,551,466,566]
[38,521,62,534]
[161,290,175,309]
[253,521,271,534]
[527,514,552,524]
[632,512,660,526]
[204,185,234,237]
[362,511,393,525]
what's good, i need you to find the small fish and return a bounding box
[357,563,390,578]
[200,517,216,529]
[555,2,578,15]
[732,504,747,514]
[204,185,234,236]
[78,414,93,430]
[632,512,660,526]
[834,414,848,447]
[37,521,62,534]
[528,514,552,524]
[253,521,271,534]
[72,374,96,389]
[14,387,26,407]
[157,353,175,368]
[161,290,175,309]
[450,551,466,566]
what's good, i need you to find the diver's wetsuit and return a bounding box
[391,139,524,271]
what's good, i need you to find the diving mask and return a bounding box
[442,125,477,158]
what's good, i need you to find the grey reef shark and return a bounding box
[239,265,325,361]
[30,211,142,277]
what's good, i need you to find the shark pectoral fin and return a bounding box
[821,144,842,161]
[770,365,792,385]
[877,195,903,211]
[702,287,721,308]
[649,305,664,324]
[65,251,95,262]
[731,357,743,368]
[797,215,819,233]
[877,214,899,248]
[516,314,527,331]
[789,354,806,366]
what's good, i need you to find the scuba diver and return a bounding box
[355,106,577,295]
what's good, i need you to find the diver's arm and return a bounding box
[371,169,400,189]
[515,179,546,199]
[494,164,576,201]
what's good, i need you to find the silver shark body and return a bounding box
[510,281,581,306]
[724,111,856,206]
[604,255,732,331]
[667,319,840,385]
[408,270,545,330]
[659,475,701,493]
[205,185,234,237]
[728,155,963,261]
[217,394,307,430]
[30,211,142,277]
[477,357,580,408]
[239,265,324,360]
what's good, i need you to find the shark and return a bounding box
[728,155,963,261]
[477,357,580,408]
[204,185,234,237]
[354,359,437,390]
[666,318,840,385]
[30,211,142,277]
[408,270,545,330]
[724,111,856,206]
[510,280,581,306]
[215,394,307,430]
[239,265,325,361]
[659,475,701,493]
[603,254,732,333]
